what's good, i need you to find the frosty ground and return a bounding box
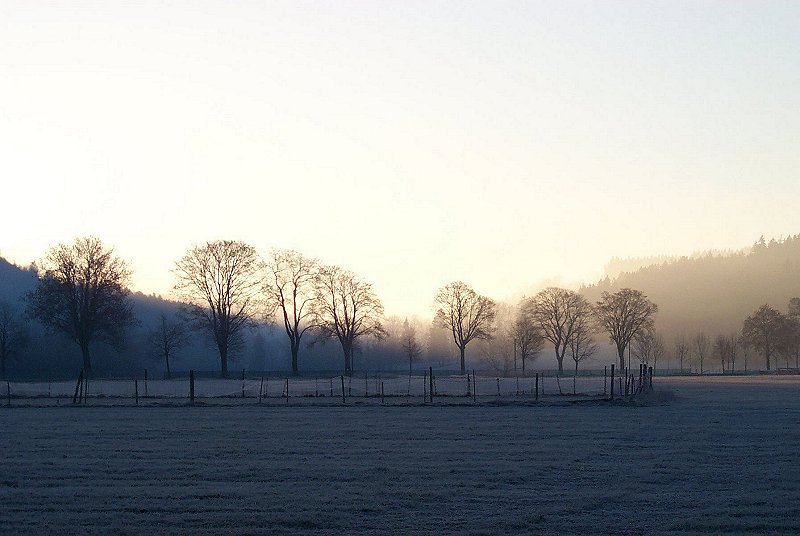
[2,376,799,535]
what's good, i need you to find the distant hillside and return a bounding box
[582,235,800,344]
[0,257,38,303]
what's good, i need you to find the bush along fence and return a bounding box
[3,365,657,407]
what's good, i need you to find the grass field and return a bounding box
[2,376,799,535]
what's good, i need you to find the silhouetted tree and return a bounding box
[26,237,135,375]
[148,313,188,378]
[713,334,729,373]
[674,336,690,372]
[0,300,29,379]
[777,315,800,369]
[174,240,261,376]
[433,281,496,374]
[741,304,784,371]
[263,249,318,376]
[594,288,658,371]
[315,265,386,375]
[401,318,423,373]
[693,331,709,374]
[512,305,544,373]
[568,308,596,379]
[727,334,739,372]
[633,328,655,365]
[526,288,591,373]
[738,335,752,371]
[651,333,665,369]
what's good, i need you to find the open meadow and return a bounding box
[2,375,800,535]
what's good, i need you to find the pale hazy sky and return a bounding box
[1,1,799,317]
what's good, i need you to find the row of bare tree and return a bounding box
[431,284,660,375]
[11,236,798,378]
[668,300,800,374]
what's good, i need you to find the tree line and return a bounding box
[2,235,798,378]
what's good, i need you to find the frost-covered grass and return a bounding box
[1,376,799,535]
[5,374,609,406]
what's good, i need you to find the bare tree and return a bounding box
[674,336,690,373]
[433,281,496,374]
[713,334,728,373]
[148,313,188,379]
[693,332,709,374]
[741,304,784,371]
[0,300,29,379]
[727,334,739,372]
[782,316,800,369]
[315,265,386,375]
[651,333,665,370]
[262,249,318,376]
[568,309,597,393]
[633,328,665,370]
[527,288,592,373]
[26,237,135,375]
[633,329,655,365]
[512,305,544,373]
[174,240,261,376]
[738,335,751,371]
[401,318,423,373]
[595,288,658,371]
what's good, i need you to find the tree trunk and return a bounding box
[574,360,578,395]
[459,346,466,375]
[165,353,171,379]
[290,339,300,376]
[765,351,770,371]
[220,347,228,377]
[617,345,625,372]
[80,342,92,377]
[343,342,353,376]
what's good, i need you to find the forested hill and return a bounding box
[0,257,38,301]
[581,235,800,343]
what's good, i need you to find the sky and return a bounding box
[1,1,799,318]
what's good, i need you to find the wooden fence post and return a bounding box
[330,377,333,398]
[144,369,148,397]
[429,367,434,404]
[341,375,346,404]
[381,381,385,405]
[496,378,501,397]
[466,373,471,397]
[609,364,615,401]
[6,381,10,406]
[472,370,477,403]
[72,370,81,405]
[604,365,607,396]
[535,372,539,401]
[259,376,264,404]
[189,370,195,404]
[648,366,653,390]
[285,378,289,404]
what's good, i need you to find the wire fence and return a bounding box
[2,366,655,407]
